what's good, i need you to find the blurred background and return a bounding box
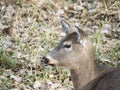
[0,0,120,90]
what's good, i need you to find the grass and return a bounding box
[0,0,120,89]
[0,47,18,68]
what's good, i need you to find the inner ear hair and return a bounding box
[80,39,87,47]
[74,26,87,47]
[75,26,81,42]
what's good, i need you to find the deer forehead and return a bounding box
[63,41,72,45]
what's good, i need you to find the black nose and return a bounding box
[41,56,49,64]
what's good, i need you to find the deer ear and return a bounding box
[75,26,81,41]
[61,20,70,33]
[75,26,87,47]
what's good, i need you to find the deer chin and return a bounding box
[41,61,56,67]
[48,60,58,66]
[43,62,57,67]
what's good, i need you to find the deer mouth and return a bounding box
[41,60,56,66]
[41,62,56,67]
[49,64,55,66]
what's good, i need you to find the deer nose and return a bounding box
[41,56,49,64]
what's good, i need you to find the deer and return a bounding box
[41,20,120,90]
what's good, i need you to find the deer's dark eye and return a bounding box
[63,44,71,48]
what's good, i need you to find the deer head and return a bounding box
[41,20,94,70]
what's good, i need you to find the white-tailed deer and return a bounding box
[41,20,120,90]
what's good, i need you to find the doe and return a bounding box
[41,20,120,90]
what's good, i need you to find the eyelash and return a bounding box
[63,45,71,48]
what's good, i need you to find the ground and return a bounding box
[0,0,120,90]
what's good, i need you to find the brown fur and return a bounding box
[42,21,120,90]
[82,69,120,90]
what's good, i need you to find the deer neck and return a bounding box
[70,59,95,90]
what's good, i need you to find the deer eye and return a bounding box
[63,44,71,48]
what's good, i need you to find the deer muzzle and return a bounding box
[41,55,58,66]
